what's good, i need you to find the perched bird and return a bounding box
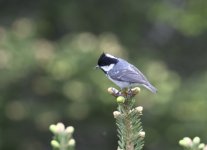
[96,53,157,93]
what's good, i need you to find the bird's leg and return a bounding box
[111,88,121,97]
[120,88,128,98]
[126,88,133,99]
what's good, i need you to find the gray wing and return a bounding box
[109,64,149,85]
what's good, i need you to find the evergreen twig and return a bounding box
[179,137,207,150]
[49,122,75,150]
[108,87,145,150]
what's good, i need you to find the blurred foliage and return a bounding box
[0,0,207,150]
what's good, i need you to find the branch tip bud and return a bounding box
[138,131,145,138]
[108,87,120,97]
[116,96,125,103]
[66,126,75,134]
[179,137,192,147]
[199,143,205,149]
[49,124,57,134]
[51,140,60,148]
[179,140,185,146]
[131,87,141,95]
[56,122,65,132]
[113,111,121,118]
[135,106,143,113]
[193,136,200,145]
[107,87,115,94]
[68,139,76,146]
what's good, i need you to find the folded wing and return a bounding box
[109,65,149,85]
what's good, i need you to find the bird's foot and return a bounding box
[108,87,140,99]
[108,87,122,97]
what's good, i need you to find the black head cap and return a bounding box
[97,53,118,67]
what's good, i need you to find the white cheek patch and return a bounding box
[101,64,115,72]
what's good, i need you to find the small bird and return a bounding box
[96,53,157,93]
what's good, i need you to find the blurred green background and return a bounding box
[0,0,207,150]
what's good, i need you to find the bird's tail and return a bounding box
[143,83,157,93]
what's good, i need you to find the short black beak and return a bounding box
[94,65,100,70]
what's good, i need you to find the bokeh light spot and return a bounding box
[63,81,89,101]
[66,102,90,120]
[5,101,27,121]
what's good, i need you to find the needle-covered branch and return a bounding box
[108,87,145,150]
